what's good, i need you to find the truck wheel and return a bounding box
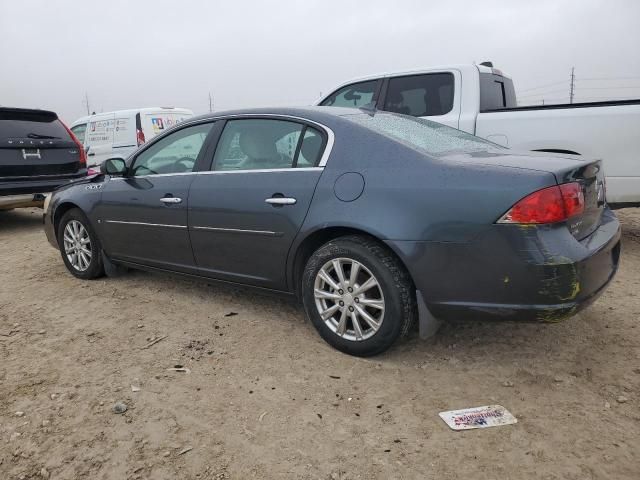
[57,208,104,279]
[302,235,416,356]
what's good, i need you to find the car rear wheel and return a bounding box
[57,209,104,279]
[302,235,415,356]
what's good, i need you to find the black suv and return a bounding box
[0,107,87,210]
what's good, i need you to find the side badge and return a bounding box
[85,184,103,191]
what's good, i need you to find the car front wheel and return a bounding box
[302,235,415,356]
[57,208,104,279]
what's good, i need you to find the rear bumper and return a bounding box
[387,209,621,323]
[0,173,86,196]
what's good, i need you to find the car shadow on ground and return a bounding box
[0,208,44,234]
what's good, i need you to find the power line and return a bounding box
[518,89,567,99]
[578,76,640,81]
[517,80,568,93]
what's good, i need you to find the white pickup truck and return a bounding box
[318,63,640,207]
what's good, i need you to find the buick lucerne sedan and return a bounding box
[44,107,621,356]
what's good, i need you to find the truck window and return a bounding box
[320,80,379,108]
[383,73,454,117]
[479,73,517,111]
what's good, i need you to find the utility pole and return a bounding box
[569,67,575,104]
[208,92,213,113]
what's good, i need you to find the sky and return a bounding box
[1,0,639,123]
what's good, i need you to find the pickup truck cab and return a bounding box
[318,64,640,207]
[70,107,193,168]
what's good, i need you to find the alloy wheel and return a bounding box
[63,220,92,272]
[313,257,385,341]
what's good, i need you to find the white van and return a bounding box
[70,107,194,167]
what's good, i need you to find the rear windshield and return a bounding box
[345,112,501,156]
[0,109,69,140]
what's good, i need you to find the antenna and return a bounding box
[569,67,575,104]
[209,92,213,113]
[82,92,91,116]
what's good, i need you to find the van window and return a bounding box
[320,80,379,108]
[71,124,87,144]
[383,73,454,117]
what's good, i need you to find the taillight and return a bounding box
[136,128,146,146]
[61,121,87,168]
[498,182,585,224]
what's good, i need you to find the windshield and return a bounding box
[344,112,502,156]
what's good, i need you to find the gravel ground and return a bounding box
[1,207,639,480]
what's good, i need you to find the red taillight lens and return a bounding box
[498,182,584,224]
[61,121,87,168]
[136,128,146,146]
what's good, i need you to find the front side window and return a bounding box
[213,119,324,171]
[71,124,87,144]
[320,80,378,108]
[383,73,454,117]
[131,122,213,176]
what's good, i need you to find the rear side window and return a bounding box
[320,80,378,108]
[0,109,69,140]
[479,73,517,111]
[213,119,324,171]
[383,73,454,117]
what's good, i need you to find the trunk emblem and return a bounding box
[21,148,41,160]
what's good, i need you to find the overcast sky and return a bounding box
[2,0,639,123]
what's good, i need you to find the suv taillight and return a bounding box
[497,182,585,224]
[61,121,87,168]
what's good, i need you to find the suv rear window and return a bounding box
[0,109,69,140]
[383,73,454,117]
[479,73,517,111]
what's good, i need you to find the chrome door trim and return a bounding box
[190,226,283,237]
[197,167,323,176]
[104,220,187,229]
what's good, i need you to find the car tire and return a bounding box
[57,208,105,279]
[302,235,416,356]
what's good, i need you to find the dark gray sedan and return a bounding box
[44,107,621,356]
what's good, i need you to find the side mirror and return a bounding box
[101,158,127,176]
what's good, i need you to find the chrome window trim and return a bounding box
[150,113,335,168]
[198,167,323,175]
[104,220,187,229]
[123,114,334,179]
[109,167,324,180]
[191,226,283,237]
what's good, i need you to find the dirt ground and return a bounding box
[1,207,638,480]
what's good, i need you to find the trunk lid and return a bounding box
[446,150,605,239]
[0,108,83,180]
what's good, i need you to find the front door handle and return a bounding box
[160,196,182,204]
[265,197,296,206]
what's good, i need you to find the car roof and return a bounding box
[186,106,370,125]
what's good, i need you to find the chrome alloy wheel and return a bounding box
[313,257,385,341]
[63,220,92,272]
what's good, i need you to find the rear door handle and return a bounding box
[265,197,296,205]
[160,197,182,204]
